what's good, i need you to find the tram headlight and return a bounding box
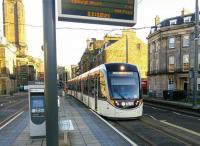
[121,102,125,106]
[115,101,120,106]
[120,65,125,71]
[135,100,140,106]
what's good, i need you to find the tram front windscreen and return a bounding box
[108,72,139,100]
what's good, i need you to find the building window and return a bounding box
[169,77,174,85]
[170,19,177,25]
[150,42,155,53]
[136,43,141,50]
[150,28,155,34]
[168,77,175,90]
[169,56,175,72]
[155,53,159,72]
[182,35,190,47]
[168,37,175,49]
[157,24,161,31]
[198,78,200,91]
[150,61,153,73]
[155,41,160,52]
[184,16,192,23]
[183,54,189,71]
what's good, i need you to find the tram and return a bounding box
[67,63,143,119]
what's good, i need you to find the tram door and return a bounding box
[95,77,98,111]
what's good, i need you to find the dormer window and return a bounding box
[184,16,192,23]
[170,19,177,25]
[157,24,161,30]
[150,28,155,34]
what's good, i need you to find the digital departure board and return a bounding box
[58,0,137,27]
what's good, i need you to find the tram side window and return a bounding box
[77,82,80,92]
[94,77,98,98]
[71,84,73,90]
[74,84,77,91]
[88,78,95,97]
[76,82,79,92]
[98,72,107,100]
[83,80,88,94]
[79,81,81,92]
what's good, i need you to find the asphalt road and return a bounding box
[0,92,28,124]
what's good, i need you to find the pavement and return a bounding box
[1,93,132,146]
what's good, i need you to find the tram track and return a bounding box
[0,110,24,130]
[108,119,155,146]
[141,115,200,146]
[0,97,28,130]
[107,115,200,146]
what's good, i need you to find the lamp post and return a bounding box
[193,0,199,108]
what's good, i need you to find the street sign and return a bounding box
[58,0,137,27]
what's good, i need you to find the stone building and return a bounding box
[79,38,104,73]
[147,11,200,97]
[0,37,17,94]
[3,0,27,57]
[96,30,148,80]
[78,30,148,80]
[57,66,66,88]
[3,0,28,88]
[2,0,44,89]
[16,56,44,88]
[71,65,79,79]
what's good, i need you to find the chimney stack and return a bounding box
[155,15,160,26]
[181,8,185,16]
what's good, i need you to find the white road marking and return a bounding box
[157,108,167,112]
[173,112,199,119]
[144,114,157,120]
[90,109,138,146]
[0,111,24,131]
[151,107,157,110]
[160,120,200,137]
[173,112,182,116]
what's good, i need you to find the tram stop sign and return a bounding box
[58,0,137,27]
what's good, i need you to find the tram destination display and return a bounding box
[58,0,137,26]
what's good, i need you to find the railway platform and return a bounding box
[2,93,132,146]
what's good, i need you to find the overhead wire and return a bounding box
[0,21,151,32]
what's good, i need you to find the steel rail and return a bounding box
[141,116,200,146]
[108,120,156,146]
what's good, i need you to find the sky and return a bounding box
[0,0,199,66]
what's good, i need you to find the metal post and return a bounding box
[126,35,128,63]
[43,0,58,145]
[193,0,199,107]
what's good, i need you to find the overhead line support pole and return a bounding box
[43,0,58,145]
[193,0,199,107]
